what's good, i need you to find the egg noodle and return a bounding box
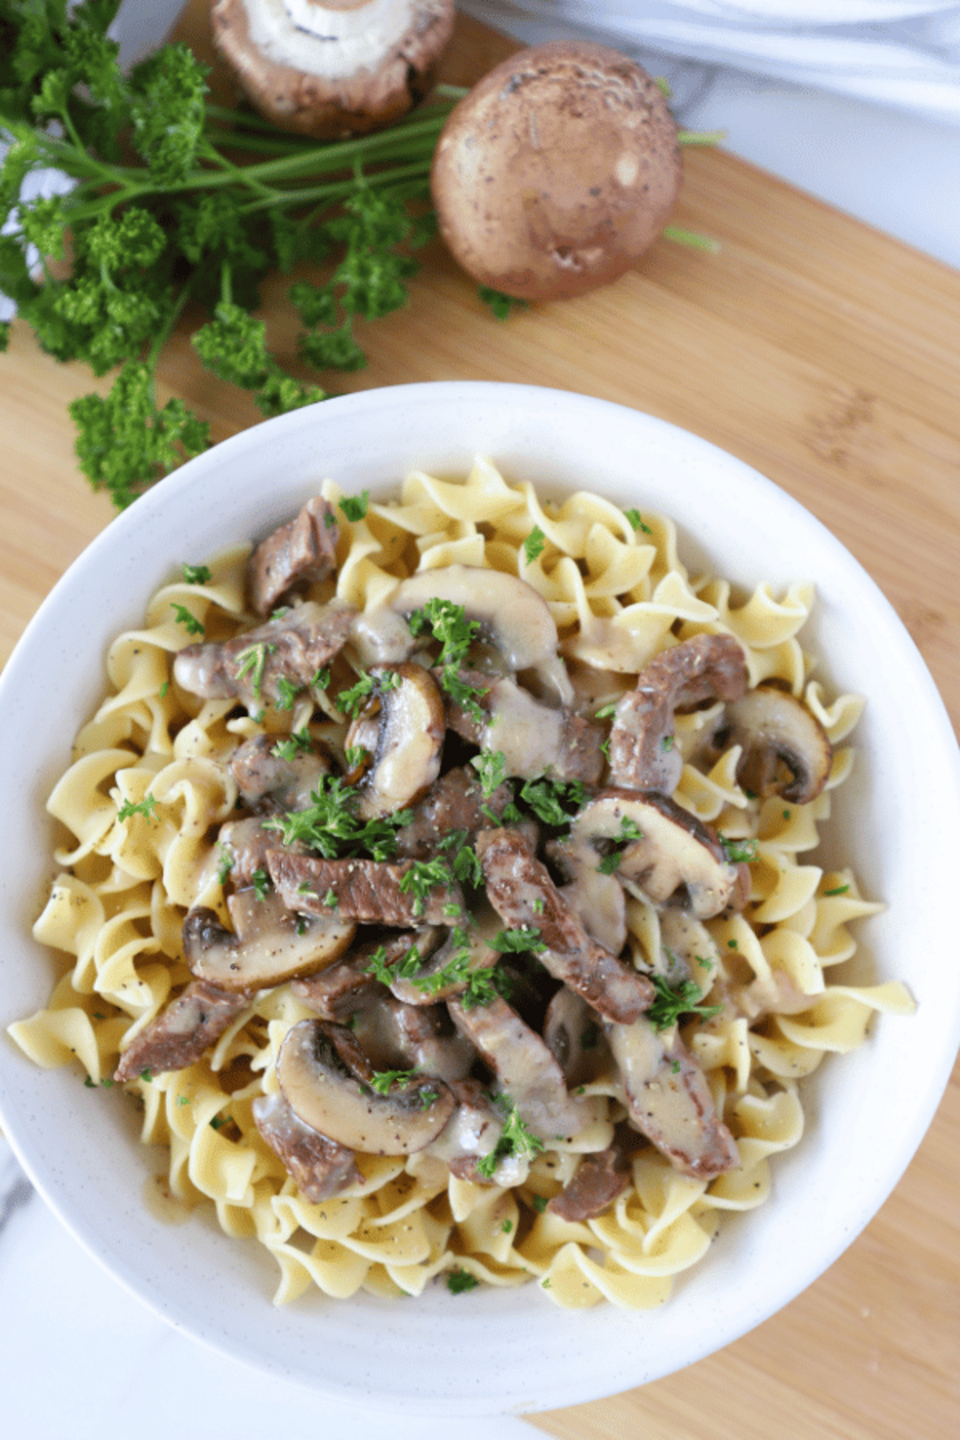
[9,459,914,1310]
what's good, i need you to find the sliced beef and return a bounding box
[113,979,250,1082]
[246,496,340,618]
[444,672,606,786]
[606,1017,740,1181]
[547,1124,641,1222]
[267,851,464,927]
[393,765,514,859]
[252,1090,361,1201]
[173,599,356,707]
[229,733,331,812]
[608,633,748,793]
[476,827,654,1024]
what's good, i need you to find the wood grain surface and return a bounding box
[1,5,957,1436]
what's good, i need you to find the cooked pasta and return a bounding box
[9,458,915,1311]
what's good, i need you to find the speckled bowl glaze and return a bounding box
[1,383,958,1415]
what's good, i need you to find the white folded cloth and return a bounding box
[457,1,960,125]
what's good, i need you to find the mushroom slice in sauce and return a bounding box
[252,1091,362,1201]
[424,1077,529,1188]
[476,827,655,1024]
[547,1124,643,1223]
[543,986,612,1090]
[445,673,605,786]
[277,1019,455,1155]
[569,789,748,920]
[344,663,445,818]
[605,1017,739,1181]
[608,633,748,792]
[387,563,572,701]
[267,851,464,927]
[448,994,599,1143]
[172,598,356,706]
[114,978,251,1083]
[182,889,355,991]
[717,682,834,805]
[387,900,503,1006]
[292,929,444,1018]
[246,496,339,617]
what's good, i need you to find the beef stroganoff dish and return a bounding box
[10,460,914,1309]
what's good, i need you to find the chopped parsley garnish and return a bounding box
[339,491,370,522]
[271,729,312,761]
[251,867,269,900]
[476,1096,546,1178]
[493,925,545,954]
[364,941,424,985]
[720,835,759,863]
[446,1269,479,1294]
[117,793,157,823]
[234,640,276,698]
[523,525,546,563]
[216,842,234,885]
[275,675,300,711]
[406,598,487,720]
[182,563,212,584]
[261,775,410,860]
[398,858,454,915]
[625,508,653,535]
[170,602,204,636]
[336,671,376,716]
[824,883,851,896]
[517,774,588,827]
[595,815,644,874]
[647,975,722,1032]
[470,749,508,797]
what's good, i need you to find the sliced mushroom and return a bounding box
[182,888,355,991]
[444,672,605,786]
[344,663,445,817]
[565,789,748,920]
[113,978,251,1083]
[392,764,513,859]
[387,564,571,700]
[246,495,339,617]
[715,682,834,805]
[542,986,611,1090]
[212,0,455,139]
[605,1016,739,1181]
[252,1090,363,1200]
[476,826,655,1023]
[448,994,599,1143]
[173,598,356,706]
[267,851,464,927]
[388,898,503,1006]
[544,833,627,957]
[277,1019,455,1154]
[608,633,748,793]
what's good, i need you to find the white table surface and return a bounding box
[2,28,959,1440]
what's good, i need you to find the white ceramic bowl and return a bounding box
[1,382,958,1416]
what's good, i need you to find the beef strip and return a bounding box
[229,733,332,812]
[267,851,465,927]
[252,1090,361,1201]
[246,496,340,618]
[476,827,654,1024]
[392,765,514,859]
[608,633,748,793]
[605,1016,740,1181]
[172,598,356,707]
[547,1123,642,1222]
[113,978,250,1082]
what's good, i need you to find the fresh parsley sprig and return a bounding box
[647,974,722,1032]
[261,774,410,859]
[0,1,463,508]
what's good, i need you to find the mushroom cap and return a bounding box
[430,39,683,301]
[211,0,455,139]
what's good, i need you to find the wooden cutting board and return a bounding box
[1,5,958,1436]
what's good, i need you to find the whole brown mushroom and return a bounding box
[210,0,455,139]
[430,40,683,301]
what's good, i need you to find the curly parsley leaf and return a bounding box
[647,974,722,1032]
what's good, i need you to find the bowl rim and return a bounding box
[1,380,959,1415]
